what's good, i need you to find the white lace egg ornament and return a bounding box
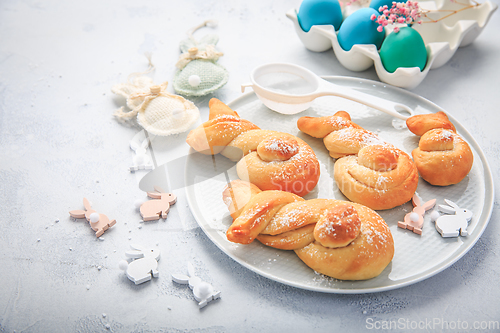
[112,77,200,136]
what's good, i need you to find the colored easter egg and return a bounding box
[337,8,385,51]
[297,0,343,32]
[379,27,427,73]
[369,0,408,11]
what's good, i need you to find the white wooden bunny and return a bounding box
[129,138,153,172]
[398,194,436,235]
[119,244,160,284]
[431,199,473,237]
[172,262,220,308]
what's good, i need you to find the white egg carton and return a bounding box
[286,0,497,89]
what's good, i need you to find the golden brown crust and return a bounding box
[313,204,361,248]
[222,180,262,219]
[225,190,303,244]
[412,129,473,186]
[406,111,456,136]
[208,97,240,119]
[222,181,394,280]
[406,112,473,186]
[186,115,259,154]
[298,111,418,209]
[235,133,320,197]
[295,202,393,280]
[324,128,385,158]
[334,145,419,210]
[297,111,361,139]
[186,98,320,196]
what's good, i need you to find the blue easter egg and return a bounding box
[369,0,408,11]
[297,0,343,32]
[337,8,385,51]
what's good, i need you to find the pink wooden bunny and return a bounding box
[139,187,177,221]
[398,194,436,235]
[69,198,116,237]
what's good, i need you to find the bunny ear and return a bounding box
[130,141,139,151]
[187,262,195,277]
[140,138,150,149]
[154,186,165,193]
[422,199,436,211]
[172,274,190,284]
[147,191,162,199]
[69,210,86,218]
[439,204,456,214]
[125,250,144,259]
[412,194,421,207]
[83,198,92,210]
[444,199,459,209]
[198,34,219,48]
[179,37,197,53]
[129,244,145,251]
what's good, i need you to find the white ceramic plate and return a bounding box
[184,76,494,294]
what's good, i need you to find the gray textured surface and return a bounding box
[1,0,499,332]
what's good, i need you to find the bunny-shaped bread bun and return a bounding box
[432,199,473,237]
[119,244,161,285]
[139,187,177,221]
[186,98,320,197]
[172,262,221,308]
[129,138,153,172]
[397,194,436,235]
[223,180,394,281]
[69,198,116,237]
[297,111,418,210]
[406,111,473,186]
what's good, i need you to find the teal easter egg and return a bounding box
[297,0,343,32]
[337,8,385,51]
[369,0,407,10]
[379,27,427,73]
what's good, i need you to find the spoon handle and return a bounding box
[315,79,413,120]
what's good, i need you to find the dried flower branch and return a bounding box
[420,0,481,23]
[369,0,482,32]
[371,1,423,33]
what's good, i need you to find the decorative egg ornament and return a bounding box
[337,8,385,51]
[297,0,343,32]
[379,27,427,73]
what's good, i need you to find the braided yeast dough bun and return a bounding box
[186,99,320,196]
[298,111,418,210]
[334,145,419,210]
[407,112,473,186]
[223,180,394,281]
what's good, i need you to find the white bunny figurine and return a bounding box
[432,199,473,237]
[172,262,220,308]
[398,194,436,235]
[119,244,160,284]
[129,138,153,172]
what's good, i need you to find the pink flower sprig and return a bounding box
[370,1,423,33]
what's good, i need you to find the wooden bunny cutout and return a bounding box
[120,244,160,284]
[397,194,436,235]
[432,199,473,237]
[129,138,153,172]
[69,198,116,237]
[172,262,220,308]
[140,187,177,221]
